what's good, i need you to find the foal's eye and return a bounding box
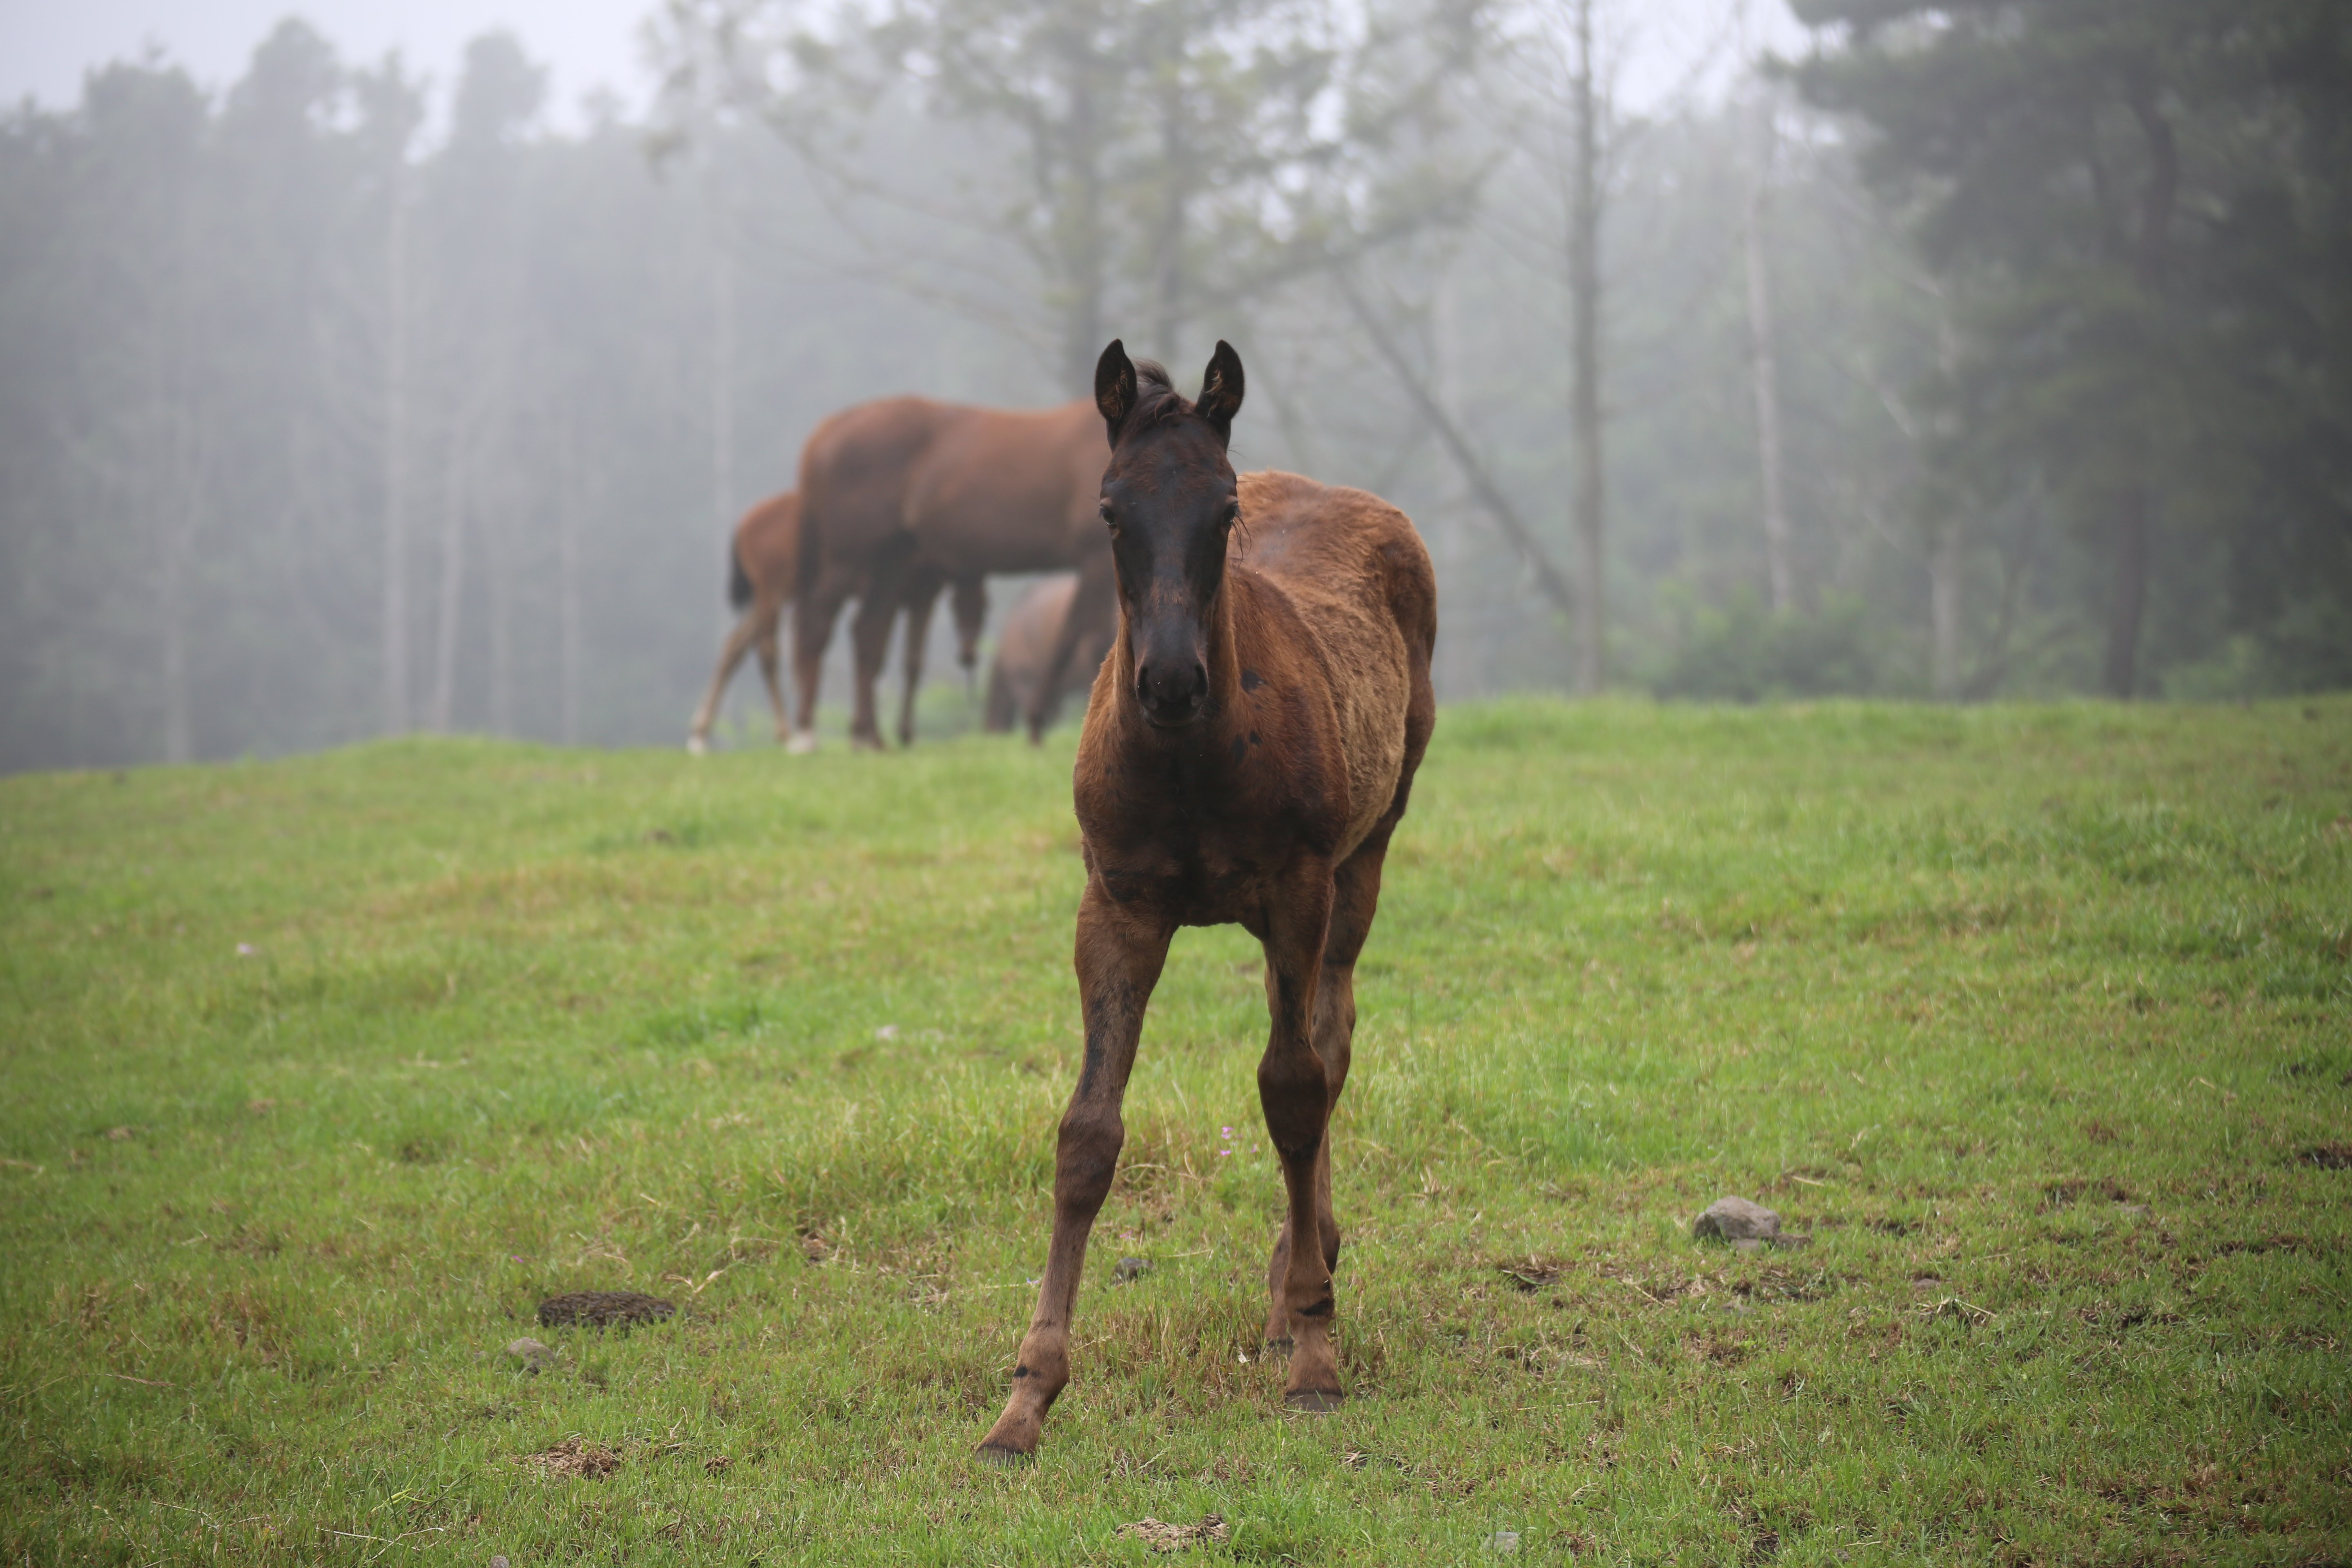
[1099,501,1116,531]
[1222,502,1241,528]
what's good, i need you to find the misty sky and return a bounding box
[2,0,1811,133]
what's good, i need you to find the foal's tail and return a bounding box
[727,539,754,611]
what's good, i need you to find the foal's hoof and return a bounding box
[785,731,819,755]
[1284,1387,1343,1414]
[974,1442,1036,1469]
[685,734,708,756]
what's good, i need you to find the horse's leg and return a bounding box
[753,598,790,743]
[1263,824,1394,1345]
[951,577,989,705]
[897,572,944,748]
[688,612,758,754]
[1026,555,1116,744]
[847,587,897,751]
[1255,856,1341,1411]
[979,879,1172,1461]
[789,575,851,754]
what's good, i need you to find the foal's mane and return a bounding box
[1125,360,1196,434]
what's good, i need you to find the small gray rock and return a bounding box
[1695,1196,1783,1242]
[1112,1256,1152,1283]
[1483,1528,1521,1553]
[505,1337,555,1372]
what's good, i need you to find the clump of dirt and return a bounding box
[2298,1143,2352,1171]
[2040,1177,2128,1211]
[1117,1515,1228,1552]
[516,1438,621,1479]
[536,1291,675,1330]
[1497,1257,1561,1292]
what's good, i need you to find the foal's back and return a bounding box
[1235,470,1438,859]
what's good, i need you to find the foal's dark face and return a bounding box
[1094,339,1246,729]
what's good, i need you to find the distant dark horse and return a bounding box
[982,574,1116,734]
[689,489,985,754]
[790,397,1114,749]
[978,341,1437,1461]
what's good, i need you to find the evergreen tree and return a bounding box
[1788,0,2352,695]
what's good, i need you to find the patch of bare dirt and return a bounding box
[1116,1515,1228,1552]
[2041,1177,2129,1211]
[2298,1143,2352,1171]
[1497,1256,1562,1292]
[515,1438,621,1479]
[536,1291,675,1329]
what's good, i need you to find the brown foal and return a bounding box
[978,340,1437,1461]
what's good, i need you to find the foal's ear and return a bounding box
[1095,339,1138,447]
[1196,340,1245,446]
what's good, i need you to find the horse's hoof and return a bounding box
[1284,1388,1343,1414]
[785,731,818,755]
[974,1442,1035,1468]
[685,735,708,756]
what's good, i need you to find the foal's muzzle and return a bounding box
[1135,656,1209,727]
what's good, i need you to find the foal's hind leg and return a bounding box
[980,880,1172,1461]
[753,599,790,742]
[1263,829,1392,1349]
[688,612,760,754]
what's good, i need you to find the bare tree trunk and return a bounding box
[2102,481,2150,698]
[429,423,468,731]
[1149,64,1188,365]
[1567,0,1606,693]
[381,167,411,735]
[1929,521,1962,698]
[486,446,513,736]
[710,224,735,564]
[160,408,197,765]
[1926,313,1963,699]
[559,416,584,746]
[1058,45,1107,397]
[2102,76,2177,700]
[1741,85,1793,615]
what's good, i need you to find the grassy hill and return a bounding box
[2,698,2347,1564]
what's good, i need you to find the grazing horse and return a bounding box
[978,340,1437,1462]
[688,489,986,754]
[982,574,1116,734]
[790,396,1114,750]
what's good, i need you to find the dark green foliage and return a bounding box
[1787,0,2352,699]
[1651,591,1920,703]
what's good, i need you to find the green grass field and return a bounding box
[3,698,2349,1566]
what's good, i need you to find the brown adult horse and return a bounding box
[981,574,1116,734]
[978,341,1437,1462]
[689,489,987,754]
[789,396,1112,750]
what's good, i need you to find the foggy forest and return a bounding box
[2,0,2346,772]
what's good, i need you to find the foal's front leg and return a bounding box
[1257,857,1341,1410]
[978,878,1172,1461]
